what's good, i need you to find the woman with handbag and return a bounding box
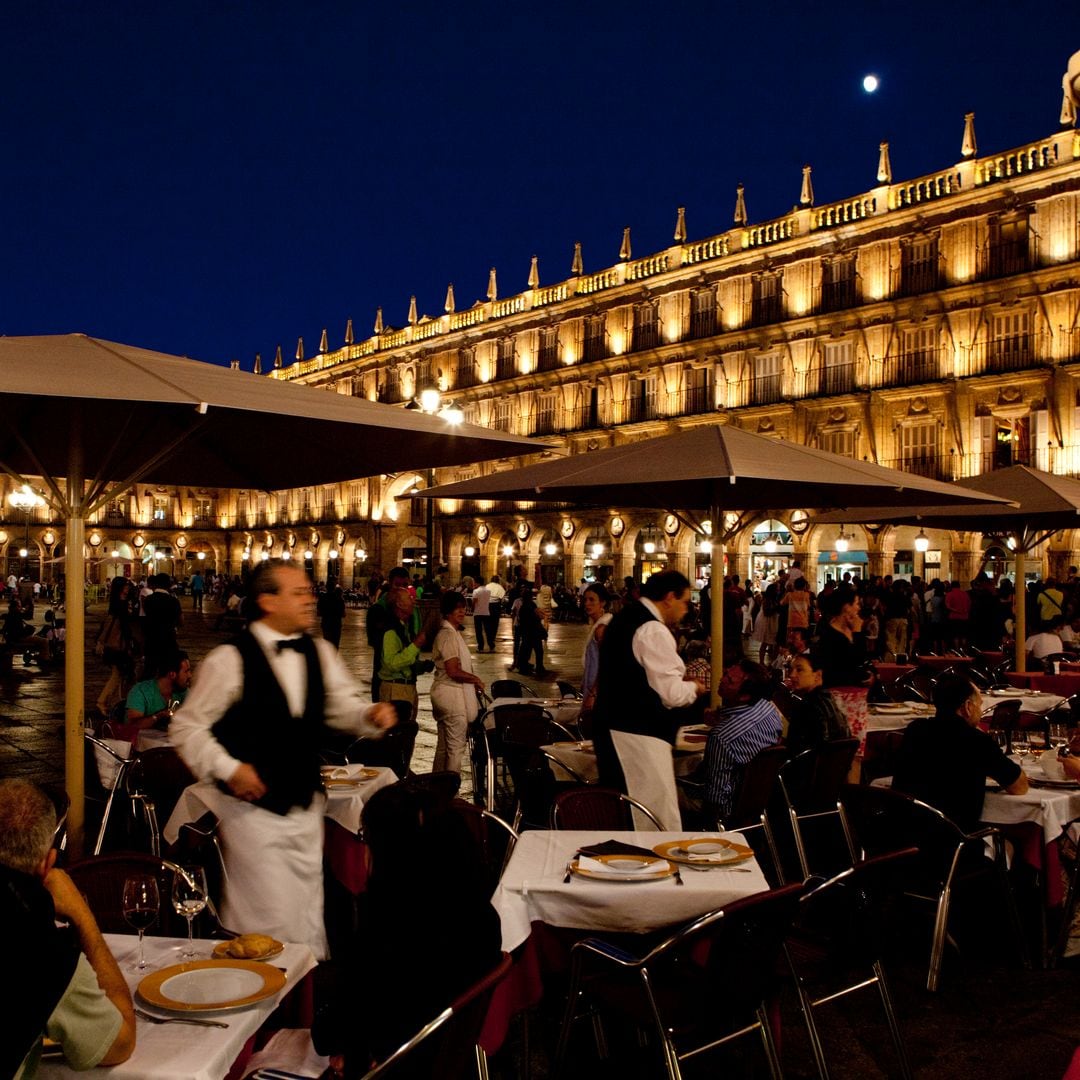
[95,578,135,718]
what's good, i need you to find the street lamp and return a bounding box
[8,485,45,579]
[834,527,850,553]
[914,528,930,582]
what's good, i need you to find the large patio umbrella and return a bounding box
[814,465,1080,673]
[408,425,1010,700]
[0,333,540,852]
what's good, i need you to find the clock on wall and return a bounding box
[516,521,530,541]
[663,514,680,536]
[560,519,575,540]
[610,516,625,538]
[476,523,489,542]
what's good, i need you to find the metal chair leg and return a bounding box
[874,961,913,1080]
[794,980,830,1080]
[474,1044,489,1080]
[790,806,811,881]
[757,1005,785,1080]
[553,955,585,1078]
[927,884,952,991]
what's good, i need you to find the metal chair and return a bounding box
[550,787,665,831]
[479,703,561,816]
[860,730,906,787]
[986,699,1022,752]
[496,710,579,831]
[359,953,513,1080]
[891,666,936,704]
[785,849,917,1080]
[448,798,520,895]
[838,783,1029,991]
[778,738,860,880]
[346,702,419,778]
[83,732,143,856]
[128,746,196,856]
[490,679,536,699]
[554,884,803,1080]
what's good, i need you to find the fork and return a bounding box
[673,865,684,886]
[135,1007,229,1029]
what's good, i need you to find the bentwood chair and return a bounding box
[785,849,917,1080]
[550,787,665,831]
[838,783,1030,991]
[554,884,803,1080]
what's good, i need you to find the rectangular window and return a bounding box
[821,341,855,395]
[820,257,857,312]
[538,328,560,372]
[751,275,783,327]
[494,399,511,432]
[897,327,938,384]
[986,216,1030,278]
[633,304,659,351]
[900,421,944,479]
[496,338,516,380]
[457,348,477,388]
[381,368,401,404]
[152,497,168,522]
[988,310,1032,372]
[820,428,855,458]
[753,353,782,405]
[534,395,556,436]
[690,290,717,340]
[899,236,939,296]
[583,317,606,363]
[193,498,213,523]
[415,358,432,389]
[684,367,710,414]
[107,497,128,521]
[626,377,658,423]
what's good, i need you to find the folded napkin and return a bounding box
[576,854,664,875]
[577,839,660,859]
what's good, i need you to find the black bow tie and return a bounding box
[276,639,305,653]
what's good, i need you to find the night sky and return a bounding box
[2,3,1078,368]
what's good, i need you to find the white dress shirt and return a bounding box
[632,598,700,709]
[170,619,379,783]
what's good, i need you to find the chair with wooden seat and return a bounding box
[554,884,803,1080]
[550,787,665,831]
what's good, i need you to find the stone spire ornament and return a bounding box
[444,283,455,314]
[253,352,262,375]
[619,227,632,261]
[295,337,305,362]
[374,307,384,335]
[407,296,418,326]
[961,112,977,158]
[527,256,539,290]
[800,165,814,206]
[673,207,687,243]
[877,141,892,184]
[344,318,354,346]
[318,328,328,353]
[734,184,747,225]
[273,344,283,369]
[486,268,498,302]
[571,242,583,275]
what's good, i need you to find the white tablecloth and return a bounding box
[492,829,770,952]
[982,767,1080,845]
[982,691,1065,716]
[541,741,599,783]
[865,702,934,733]
[484,697,582,731]
[39,933,317,1080]
[163,766,397,842]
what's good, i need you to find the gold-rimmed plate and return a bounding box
[570,854,675,882]
[323,768,380,789]
[137,959,286,1013]
[653,838,754,866]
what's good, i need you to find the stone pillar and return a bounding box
[613,552,633,585]
[568,553,585,585]
[950,550,978,584]
[868,550,893,578]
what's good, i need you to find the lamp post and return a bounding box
[8,484,45,580]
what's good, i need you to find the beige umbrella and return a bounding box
[814,465,1078,673]
[409,425,1009,702]
[0,333,541,853]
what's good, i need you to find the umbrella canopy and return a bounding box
[412,425,1012,511]
[410,425,1010,702]
[0,333,541,852]
[814,465,1080,672]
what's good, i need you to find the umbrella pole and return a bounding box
[1014,548,1026,674]
[710,497,723,707]
[65,423,86,857]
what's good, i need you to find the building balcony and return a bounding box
[976,238,1035,281]
[880,349,945,388]
[805,361,857,397]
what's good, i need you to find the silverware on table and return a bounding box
[563,860,574,884]
[673,865,684,886]
[135,1007,230,1029]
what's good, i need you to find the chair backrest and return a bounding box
[892,668,935,704]
[490,679,535,699]
[986,699,1022,729]
[500,711,577,749]
[550,787,665,831]
[347,719,418,778]
[556,680,582,700]
[1015,710,1052,747]
[67,851,227,938]
[361,953,513,1079]
[448,799,519,893]
[780,739,860,815]
[131,747,196,831]
[860,730,906,786]
[725,744,789,829]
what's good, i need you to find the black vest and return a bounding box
[211,630,326,816]
[592,600,687,789]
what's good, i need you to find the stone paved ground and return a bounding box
[3,606,1080,1078]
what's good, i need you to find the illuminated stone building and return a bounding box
[5,96,1080,592]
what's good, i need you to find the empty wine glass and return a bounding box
[171,865,207,962]
[122,875,160,970]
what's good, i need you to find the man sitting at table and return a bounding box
[170,561,396,959]
[698,659,783,823]
[893,673,1028,834]
[0,779,135,1078]
[124,649,192,732]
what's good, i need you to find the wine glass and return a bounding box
[171,865,207,961]
[122,875,160,970]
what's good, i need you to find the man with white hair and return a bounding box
[0,779,135,1078]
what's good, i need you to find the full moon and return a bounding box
[863,74,879,93]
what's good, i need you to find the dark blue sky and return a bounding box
[2,2,1077,367]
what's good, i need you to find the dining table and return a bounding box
[492,828,771,953]
[983,688,1067,716]
[38,933,317,1080]
[1006,671,1080,698]
[541,725,707,786]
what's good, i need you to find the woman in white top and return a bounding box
[430,591,485,774]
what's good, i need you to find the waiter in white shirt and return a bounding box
[170,562,395,958]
